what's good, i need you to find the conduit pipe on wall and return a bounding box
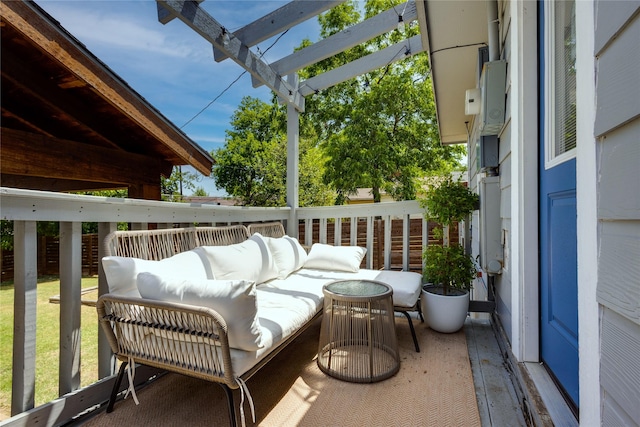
[487,0,500,61]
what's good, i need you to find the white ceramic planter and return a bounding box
[420,285,470,333]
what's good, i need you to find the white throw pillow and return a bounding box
[266,235,308,279]
[304,243,366,272]
[195,234,278,284]
[136,273,263,351]
[102,250,209,297]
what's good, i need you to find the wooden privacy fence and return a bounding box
[298,218,457,272]
[0,219,457,280]
[0,234,100,281]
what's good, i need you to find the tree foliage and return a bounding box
[212,96,333,207]
[213,0,465,206]
[301,0,466,203]
[161,167,201,201]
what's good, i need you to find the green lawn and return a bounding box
[0,277,99,419]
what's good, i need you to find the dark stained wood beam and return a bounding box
[1,0,214,176]
[0,106,56,138]
[1,48,120,149]
[0,175,127,193]
[1,128,172,187]
[128,183,162,201]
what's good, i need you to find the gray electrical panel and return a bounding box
[479,175,502,274]
[480,135,499,169]
[479,60,507,136]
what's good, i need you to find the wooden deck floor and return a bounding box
[465,317,530,426]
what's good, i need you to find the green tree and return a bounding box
[212,96,332,207]
[300,0,465,203]
[161,167,201,201]
[192,187,209,197]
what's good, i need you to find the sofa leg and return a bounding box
[107,361,128,413]
[219,384,236,427]
[399,311,420,353]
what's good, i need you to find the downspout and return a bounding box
[487,0,500,61]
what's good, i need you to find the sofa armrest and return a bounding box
[97,294,237,388]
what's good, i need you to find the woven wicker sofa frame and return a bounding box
[97,222,308,427]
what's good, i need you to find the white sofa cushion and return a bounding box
[137,272,263,351]
[373,270,423,308]
[196,234,278,284]
[266,235,308,279]
[304,243,366,272]
[102,250,209,297]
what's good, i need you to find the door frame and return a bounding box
[511,0,600,422]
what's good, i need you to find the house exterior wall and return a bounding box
[481,1,638,425]
[467,0,518,348]
[592,2,640,424]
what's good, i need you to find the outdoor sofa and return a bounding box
[97,223,422,426]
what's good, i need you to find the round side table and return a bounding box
[317,279,400,383]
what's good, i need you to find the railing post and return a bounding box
[350,217,357,246]
[59,222,82,395]
[384,216,392,270]
[334,217,342,246]
[12,220,37,415]
[403,214,410,271]
[366,216,373,269]
[319,218,327,244]
[98,222,117,379]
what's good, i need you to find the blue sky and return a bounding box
[36,1,322,196]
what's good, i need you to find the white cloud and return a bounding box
[39,2,209,61]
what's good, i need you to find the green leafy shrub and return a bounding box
[421,175,479,295]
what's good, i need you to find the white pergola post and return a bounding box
[286,73,300,237]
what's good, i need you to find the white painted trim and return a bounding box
[575,1,601,424]
[525,362,579,426]
[511,0,540,363]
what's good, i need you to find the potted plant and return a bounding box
[420,175,479,333]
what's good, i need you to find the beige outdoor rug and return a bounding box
[83,316,480,426]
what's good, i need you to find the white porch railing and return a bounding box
[0,187,425,426]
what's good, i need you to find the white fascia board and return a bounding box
[298,34,423,96]
[214,0,345,62]
[264,1,418,79]
[157,0,304,111]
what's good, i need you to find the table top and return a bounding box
[324,279,391,298]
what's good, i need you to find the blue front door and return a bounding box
[539,0,579,410]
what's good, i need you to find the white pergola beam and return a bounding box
[299,34,424,96]
[263,1,417,81]
[157,0,203,24]
[214,0,345,62]
[157,0,304,111]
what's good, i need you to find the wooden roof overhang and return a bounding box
[417,1,490,144]
[0,1,214,199]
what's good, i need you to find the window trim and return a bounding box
[544,0,577,170]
